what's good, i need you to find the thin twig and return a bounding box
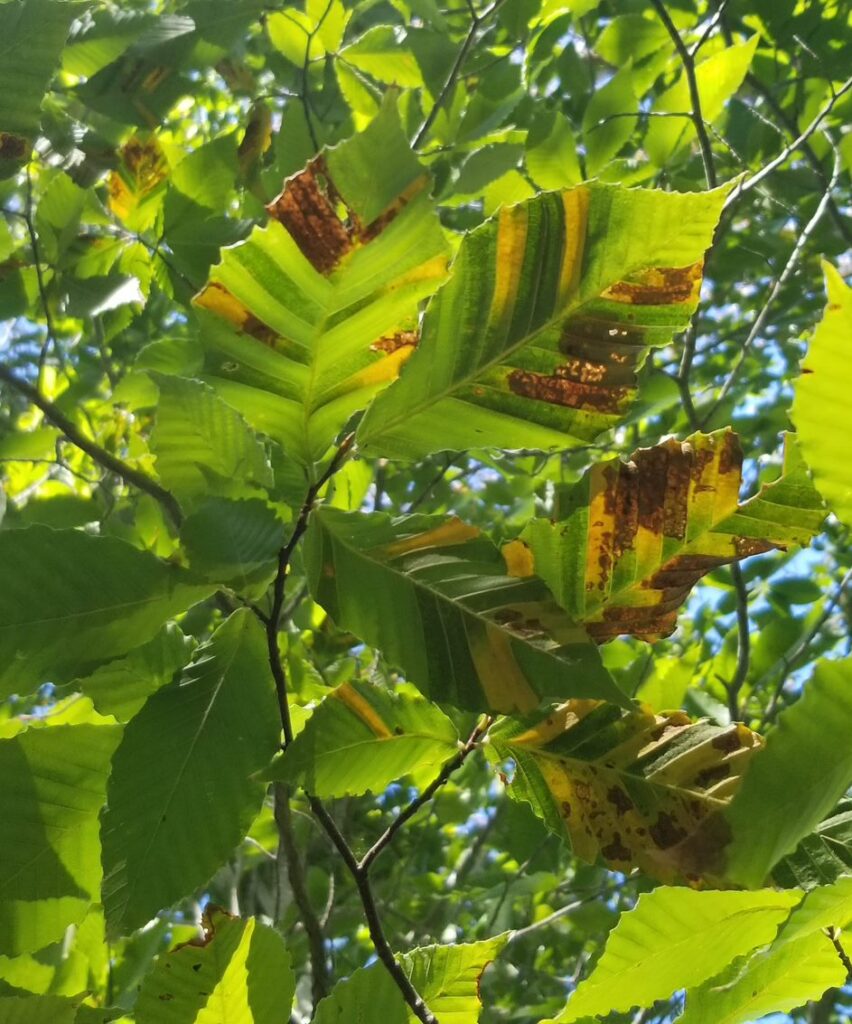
[725,563,750,720]
[308,797,439,1024]
[649,0,717,187]
[0,362,184,528]
[825,927,852,979]
[359,717,491,874]
[274,783,330,1005]
[704,145,841,423]
[763,567,852,725]
[508,898,586,943]
[726,77,852,208]
[23,166,62,385]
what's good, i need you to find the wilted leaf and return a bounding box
[358,182,728,459]
[304,507,628,715]
[516,429,824,641]
[193,99,449,466]
[490,699,762,883]
[107,135,169,232]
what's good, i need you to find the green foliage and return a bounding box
[1,1,851,1022]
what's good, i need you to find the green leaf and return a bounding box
[305,507,627,714]
[490,699,761,883]
[723,657,852,888]
[358,182,728,459]
[77,624,195,723]
[0,995,77,1024]
[150,374,273,505]
[516,430,824,641]
[582,64,637,174]
[0,0,78,178]
[596,15,669,66]
[266,679,459,796]
[0,527,213,698]
[179,497,286,590]
[678,929,845,1024]
[779,874,852,942]
[343,27,424,87]
[0,722,121,956]
[101,610,280,935]
[135,909,294,1024]
[193,100,449,466]
[525,109,582,190]
[791,262,852,529]
[773,805,852,888]
[646,36,759,166]
[546,887,801,1023]
[313,937,507,1024]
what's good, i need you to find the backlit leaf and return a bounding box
[304,506,628,714]
[490,699,761,883]
[135,909,294,1024]
[791,262,852,528]
[358,183,728,459]
[723,656,852,888]
[193,100,449,466]
[266,679,459,796]
[546,887,801,1023]
[517,429,824,641]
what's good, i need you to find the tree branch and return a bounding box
[308,796,439,1024]
[825,927,852,979]
[0,362,184,529]
[725,563,750,721]
[649,0,717,187]
[359,717,490,874]
[274,783,330,1005]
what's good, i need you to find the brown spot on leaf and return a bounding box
[507,368,629,412]
[604,263,702,306]
[711,729,742,753]
[607,786,633,815]
[650,812,688,849]
[0,132,28,161]
[371,330,419,354]
[601,833,632,862]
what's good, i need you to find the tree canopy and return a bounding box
[1,0,851,1023]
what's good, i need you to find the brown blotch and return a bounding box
[711,730,742,753]
[0,132,28,161]
[694,764,731,789]
[650,812,688,849]
[607,786,633,815]
[601,833,632,862]
[267,158,353,274]
[717,431,744,477]
[506,369,629,412]
[371,330,419,354]
[605,263,702,306]
[633,444,671,533]
[561,800,572,818]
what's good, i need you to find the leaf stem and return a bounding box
[0,362,184,529]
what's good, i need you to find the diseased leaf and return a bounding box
[358,182,728,459]
[304,506,628,715]
[791,262,852,529]
[489,699,761,883]
[135,909,294,1024]
[0,723,121,956]
[107,135,169,232]
[0,527,213,698]
[313,937,507,1024]
[723,656,852,888]
[193,99,449,466]
[516,429,824,642]
[101,611,280,935]
[266,680,459,796]
[545,887,801,1023]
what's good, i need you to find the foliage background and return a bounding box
[1,0,851,1022]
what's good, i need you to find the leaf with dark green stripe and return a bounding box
[489,699,762,883]
[358,182,728,458]
[266,680,459,796]
[304,507,628,715]
[514,429,824,642]
[192,100,450,466]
